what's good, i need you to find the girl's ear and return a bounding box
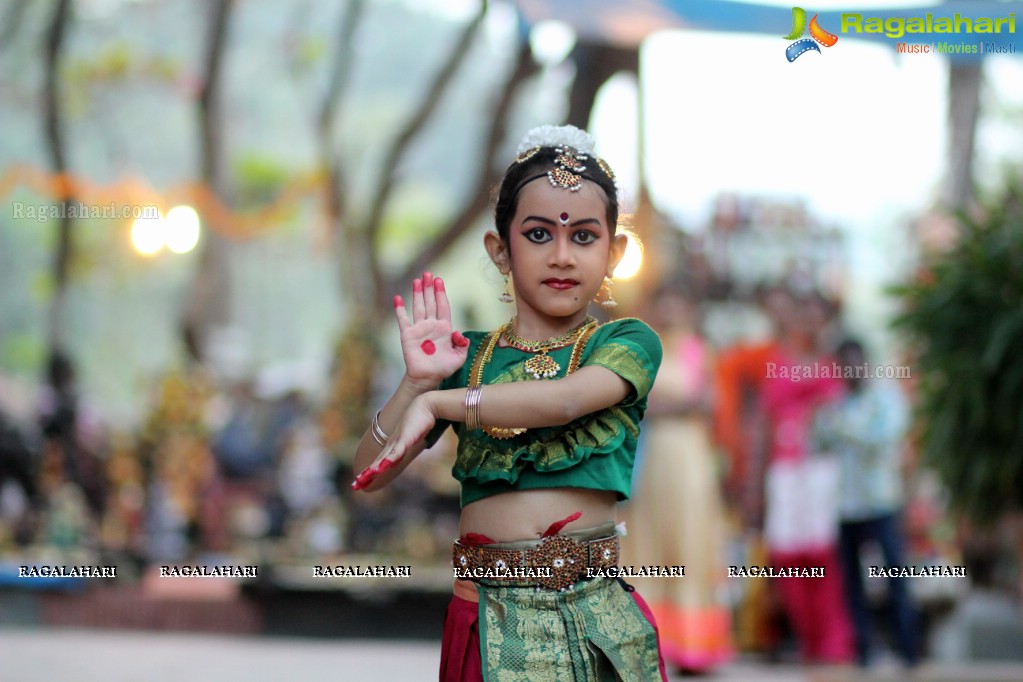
[484,231,511,275]
[607,233,628,278]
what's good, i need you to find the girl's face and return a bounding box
[495,179,624,330]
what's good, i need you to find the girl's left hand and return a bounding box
[395,272,470,389]
[351,395,436,491]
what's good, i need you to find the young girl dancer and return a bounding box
[352,125,665,681]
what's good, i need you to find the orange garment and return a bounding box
[713,342,778,489]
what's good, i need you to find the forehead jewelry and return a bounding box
[547,145,588,192]
[559,212,569,226]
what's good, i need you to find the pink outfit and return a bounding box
[760,348,854,663]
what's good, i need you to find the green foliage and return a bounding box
[64,41,180,83]
[891,183,1023,525]
[0,331,44,373]
[233,153,292,206]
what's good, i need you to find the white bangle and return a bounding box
[371,410,389,447]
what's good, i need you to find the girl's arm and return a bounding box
[435,364,632,427]
[354,364,631,492]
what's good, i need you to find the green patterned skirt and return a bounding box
[476,576,664,681]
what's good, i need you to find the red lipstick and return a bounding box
[543,278,579,290]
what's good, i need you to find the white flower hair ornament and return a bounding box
[515,124,595,156]
[514,124,615,191]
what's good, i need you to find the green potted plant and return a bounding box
[891,179,1023,593]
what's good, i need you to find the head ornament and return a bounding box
[513,125,616,190]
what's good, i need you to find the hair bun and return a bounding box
[515,124,595,155]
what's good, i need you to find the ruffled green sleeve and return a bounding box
[581,318,662,405]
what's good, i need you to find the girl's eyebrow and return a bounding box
[520,215,602,227]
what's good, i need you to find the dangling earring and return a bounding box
[596,277,617,310]
[499,275,514,303]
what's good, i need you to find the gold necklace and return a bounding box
[468,319,598,439]
[504,316,597,380]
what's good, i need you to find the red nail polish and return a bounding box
[393,295,403,308]
[452,331,469,347]
[413,279,423,293]
[423,272,433,286]
[377,458,396,473]
[435,278,444,292]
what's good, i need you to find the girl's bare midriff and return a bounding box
[458,487,617,542]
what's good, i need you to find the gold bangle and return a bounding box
[464,386,482,431]
[371,410,389,447]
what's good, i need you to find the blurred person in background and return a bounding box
[713,284,792,654]
[0,401,39,546]
[37,351,107,527]
[758,291,854,664]
[621,279,733,674]
[203,379,277,552]
[812,338,919,670]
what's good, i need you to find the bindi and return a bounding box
[559,212,569,225]
[420,340,436,355]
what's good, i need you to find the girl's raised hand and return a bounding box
[394,272,470,388]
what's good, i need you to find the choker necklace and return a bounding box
[504,316,598,380]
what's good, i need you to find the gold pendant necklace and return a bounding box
[504,316,597,380]
[467,318,599,439]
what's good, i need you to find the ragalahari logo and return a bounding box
[784,7,839,61]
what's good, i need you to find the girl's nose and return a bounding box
[549,235,575,266]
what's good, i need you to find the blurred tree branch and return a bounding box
[319,0,366,313]
[362,0,488,308]
[391,38,538,291]
[43,0,72,357]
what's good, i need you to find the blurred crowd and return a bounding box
[0,351,461,575]
[616,229,959,671]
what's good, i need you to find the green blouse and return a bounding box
[426,318,662,507]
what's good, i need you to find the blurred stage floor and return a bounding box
[2,628,1023,682]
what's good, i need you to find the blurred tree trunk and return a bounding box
[181,0,233,365]
[43,0,72,358]
[320,2,540,459]
[565,41,637,130]
[945,61,982,212]
[316,0,370,454]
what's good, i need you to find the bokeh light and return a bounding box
[130,213,164,256]
[164,205,201,254]
[613,233,643,280]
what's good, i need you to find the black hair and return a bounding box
[493,146,619,245]
[836,337,866,362]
